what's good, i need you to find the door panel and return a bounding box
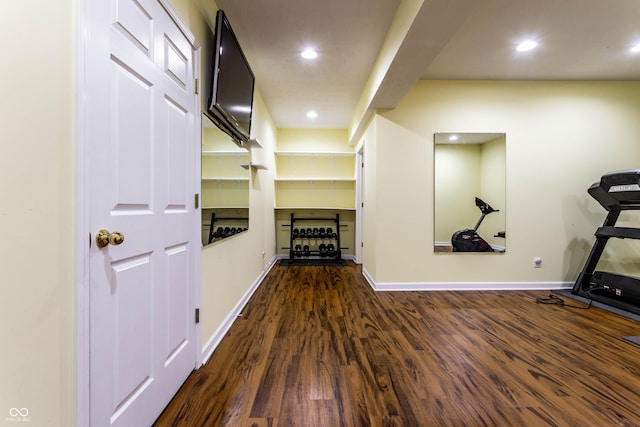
[165,244,189,361]
[115,0,153,54]
[112,254,153,412]
[165,96,190,209]
[86,0,198,425]
[112,59,153,208]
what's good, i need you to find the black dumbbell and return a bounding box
[293,228,300,239]
[303,245,310,257]
[312,228,319,238]
[327,243,335,257]
[319,244,327,257]
[319,227,326,238]
[326,227,335,239]
[294,244,302,257]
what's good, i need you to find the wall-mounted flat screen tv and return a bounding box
[208,10,255,144]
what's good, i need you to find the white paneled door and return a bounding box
[84,0,199,425]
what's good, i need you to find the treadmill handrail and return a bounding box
[595,226,640,240]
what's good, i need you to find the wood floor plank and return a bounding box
[154,262,640,426]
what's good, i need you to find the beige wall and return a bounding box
[364,80,640,285]
[479,137,506,247]
[277,128,353,152]
[362,120,379,276]
[434,144,481,242]
[1,1,74,426]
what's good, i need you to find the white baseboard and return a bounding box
[362,267,572,291]
[200,255,278,365]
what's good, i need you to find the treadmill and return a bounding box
[572,169,640,314]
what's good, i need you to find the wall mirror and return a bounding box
[201,113,250,246]
[434,133,506,253]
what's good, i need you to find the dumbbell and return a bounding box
[327,243,335,257]
[326,227,335,239]
[293,228,300,239]
[214,227,223,238]
[319,227,326,238]
[303,245,310,257]
[294,244,302,257]
[312,228,320,238]
[319,244,327,257]
[306,228,313,237]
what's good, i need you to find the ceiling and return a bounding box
[213,0,640,132]
[434,133,504,145]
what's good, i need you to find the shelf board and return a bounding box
[202,177,250,181]
[245,138,263,148]
[241,163,268,170]
[274,177,355,182]
[275,151,355,157]
[275,206,356,210]
[202,150,249,157]
[202,206,249,209]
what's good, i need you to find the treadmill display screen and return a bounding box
[609,184,640,192]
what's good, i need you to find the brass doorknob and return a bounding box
[96,229,125,248]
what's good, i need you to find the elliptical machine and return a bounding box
[451,197,499,252]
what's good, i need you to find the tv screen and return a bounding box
[208,10,255,144]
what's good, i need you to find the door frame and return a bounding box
[74,1,202,425]
[355,141,365,264]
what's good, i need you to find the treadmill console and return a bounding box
[588,169,640,211]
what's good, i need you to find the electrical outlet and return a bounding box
[534,257,542,268]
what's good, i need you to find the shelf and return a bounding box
[274,147,356,211]
[202,177,250,181]
[275,206,356,210]
[202,150,249,157]
[275,179,355,210]
[275,151,355,157]
[241,163,268,170]
[245,138,263,148]
[202,205,249,209]
[274,177,355,182]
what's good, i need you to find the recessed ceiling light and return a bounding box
[448,135,459,141]
[516,40,538,52]
[306,111,318,119]
[301,48,318,59]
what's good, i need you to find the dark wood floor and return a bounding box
[154,262,640,426]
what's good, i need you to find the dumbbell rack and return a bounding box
[284,213,344,265]
[207,212,248,244]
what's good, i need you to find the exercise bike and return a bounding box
[451,197,499,252]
